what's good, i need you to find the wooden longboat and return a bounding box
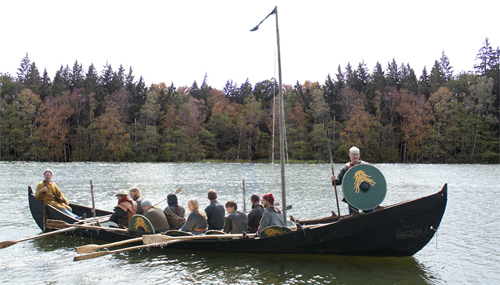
[29,184,447,256]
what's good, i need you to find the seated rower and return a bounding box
[223,200,248,234]
[141,199,170,233]
[164,194,186,230]
[247,194,264,233]
[110,189,137,228]
[129,187,145,215]
[258,193,285,233]
[181,198,207,235]
[35,168,80,220]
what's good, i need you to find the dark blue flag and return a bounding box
[250,7,277,31]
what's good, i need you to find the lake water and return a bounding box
[0,162,498,284]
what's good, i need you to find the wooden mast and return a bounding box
[274,6,287,222]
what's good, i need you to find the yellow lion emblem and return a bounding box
[353,170,376,193]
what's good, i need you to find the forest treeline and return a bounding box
[1,39,499,163]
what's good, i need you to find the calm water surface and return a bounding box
[0,162,498,284]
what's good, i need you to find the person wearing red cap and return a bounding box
[258,193,285,233]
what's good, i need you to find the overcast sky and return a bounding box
[1,0,499,90]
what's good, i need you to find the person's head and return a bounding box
[225,200,237,214]
[43,169,53,181]
[187,198,199,212]
[167,194,179,206]
[141,199,153,213]
[349,146,360,164]
[207,189,217,201]
[251,194,260,205]
[129,187,142,201]
[115,189,128,199]
[262,193,275,207]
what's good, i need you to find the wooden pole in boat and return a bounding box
[242,180,246,213]
[250,6,286,221]
[274,6,287,222]
[90,180,100,226]
[326,120,341,217]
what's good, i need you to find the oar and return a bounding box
[152,187,182,206]
[76,237,143,254]
[142,233,248,244]
[74,239,185,262]
[0,227,75,249]
[325,120,341,217]
[78,187,182,224]
[46,219,128,233]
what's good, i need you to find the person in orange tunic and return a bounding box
[110,189,137,228]
[35,168,80,219]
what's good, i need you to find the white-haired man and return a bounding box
[330,146,370,215]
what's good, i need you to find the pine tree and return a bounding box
[440,51,454,81]
[17,53,31,84]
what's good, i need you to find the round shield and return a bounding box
[129,214,155,234]
[342,164,386,210]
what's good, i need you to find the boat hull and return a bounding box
[28,184,447,256]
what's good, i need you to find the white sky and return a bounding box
[1,0,499,90]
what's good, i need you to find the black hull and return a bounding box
[28,184,447,256]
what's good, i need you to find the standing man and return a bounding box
[141,199,170,233]
[204,189,225,230]
[258,193,285,233]
[223,200,248,234]
[330,146,369,214]
[247,194,264,233]
[129,187,145,215]
[110,189,137,228]
[36,169,80,220]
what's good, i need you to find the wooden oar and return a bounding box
[47,219,129,233]
[0,227,75,249]
[142,233,247,244]
[152,187,182,206]
[74,239,186,261]
[76,237,143,254]
[78,187,182,224]
[325,120,341,217]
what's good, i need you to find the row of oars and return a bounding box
[74,233,248,261]
[0,187,182,250]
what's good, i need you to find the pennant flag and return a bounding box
[250,7,277,31]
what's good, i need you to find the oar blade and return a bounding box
[76,244,101,254]
[74,250,111,262]
[142,235,173,244]
[173,187,182,195]
[0,240,17,249]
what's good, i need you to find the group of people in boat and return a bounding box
[35,146,366,235]
[110,187,286,235]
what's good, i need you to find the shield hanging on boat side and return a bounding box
[342,164,386,210]
[129,214,155,234]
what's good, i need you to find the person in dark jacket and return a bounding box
[163,194,186,230]
[223,200,248,234]
[141,199,170,233]
[204,189,225,230]
[247,194,264,233]
[181,198,207,235]
[129,187,145,215]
